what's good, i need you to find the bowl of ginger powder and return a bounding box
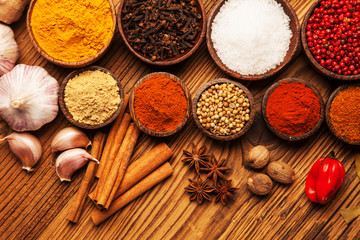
[59,66,124,129]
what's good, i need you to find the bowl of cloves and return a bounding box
[118,0,206,66]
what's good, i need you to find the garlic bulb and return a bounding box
[0,24,19,75]
[0,64,59,131]
[0,0,30,24]
[1,132,42,171]
[51,127,91,153]
[55,148,98,182]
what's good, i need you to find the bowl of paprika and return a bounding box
[129,72,191,137]
[262,78,325,141]
[326,84,360,145]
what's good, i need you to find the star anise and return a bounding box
[185,177,214,204]
[182,143,211,174]
[200,154,230,185]
[215,179,238,206]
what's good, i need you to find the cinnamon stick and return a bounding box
[95,94,129,178]
[67,132,106,223]
[115,143,173,198]
[91,162,174,225]
[97,123,141,209]
[88,143,172,202]
[92,113,131,202]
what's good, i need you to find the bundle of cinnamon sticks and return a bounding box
[67,94,174,224]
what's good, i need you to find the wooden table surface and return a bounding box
[1,0,360,239]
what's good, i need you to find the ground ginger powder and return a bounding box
[30,0,113,62]
[64,70,121,125]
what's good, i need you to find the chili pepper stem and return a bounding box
[321,151,336,165]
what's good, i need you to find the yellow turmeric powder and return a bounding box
[30,0,113,62]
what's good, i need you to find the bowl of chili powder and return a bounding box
[129,72,191,137]
[326,85,360,145]
[262,78,325,141]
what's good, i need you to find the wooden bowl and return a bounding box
[192,79,255,141]
[206,0,300,81]
[301,0,360,81]
[129,72,191,137]
[59,66,124,129]
[117,0,206,66]
[326,85,360,145]
[262,78,325,141]
[26,0,116,68]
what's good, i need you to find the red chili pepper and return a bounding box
[305,151,345,205]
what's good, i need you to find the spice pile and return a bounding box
[306,0,360,75]
[196,83,250,136]
[182,144,237,205]
[134,74,188,132]
[64,70,121,125]
[211,0,292,75]
[329,86,360,141]
[266,80,321,136]
[30,0,113,62]
[121,0,202,61]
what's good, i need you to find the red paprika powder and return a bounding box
[134,75,188,132]
[266,81,320,136]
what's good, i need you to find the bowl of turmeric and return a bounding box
[27,0,116,68]
[129,72,191,137]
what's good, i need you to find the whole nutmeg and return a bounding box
[245,145,269,169]
[267,161,295,184]
[247,173,273,195]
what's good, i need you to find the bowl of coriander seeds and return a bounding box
[192,79,255,141]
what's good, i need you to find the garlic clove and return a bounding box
[55,148,98,182]
[0,64,59,132]
[0,24,19,75]
[2,132,42,171]
[51,127,91,153]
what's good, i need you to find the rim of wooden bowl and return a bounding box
[117,0,206,66]
[206,0,300,81]
[261,78,325,141]
[58,66,124,129]
[26,0,116,68]
[192,78,256,141]
[129,72,191,137]
[325,84,360,145]
[301,0,360,81]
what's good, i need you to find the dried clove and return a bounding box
[121,0,202,61]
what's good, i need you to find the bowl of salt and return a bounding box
[207,0,300,81]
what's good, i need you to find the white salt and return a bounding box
[211,0,292,75]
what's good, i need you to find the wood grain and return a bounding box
[1,0,359,239]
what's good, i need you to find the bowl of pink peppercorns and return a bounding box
[301,0,360,81]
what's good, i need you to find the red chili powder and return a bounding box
[134,75,188,132]
[266,81,320,136]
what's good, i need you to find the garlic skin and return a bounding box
[2,132,42,171]
[0,24,19,75]
[51,127,91,153]
[0,0,30,24]
[55,148,98,182]
[0,64,59,131]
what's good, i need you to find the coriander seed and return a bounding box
[196,83,250,136]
